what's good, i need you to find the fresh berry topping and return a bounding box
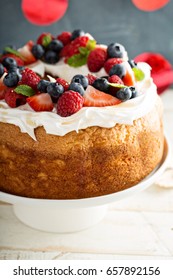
[83,85,121,107]
[115,87,132,101]
[71,29,85,40]
[107,43,126,58]
[108,75,124,96]
[44,50,59,64]
[19,41,37,65]
[19,68,40,90]
[71,74,88,89]
[47,82,64,102]
[57,31,72,46]
[87,48,107,72]
[57,90,84,117]
[129,86,139,98]
[4,88,26,108]
[109,63,126,78]
[0,78,7,100]
[36,33,53,46]
[2,57,17,70]
[60,36,89,58]
[92,78,109,93]
[0,54,24,67]
[87,73,97,85]
[128,60,137,68]
[37,80,50,92]
[56,77,69,91]
[31,44,45,59]
[0,64,5,78]
[3,72,20,87]
[69,82,84,96]
[122,62,136,86]
[104,58,123,74]
[48,39,63,53]
[27,93,54,112]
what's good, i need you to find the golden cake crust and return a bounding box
[0,96,164,199]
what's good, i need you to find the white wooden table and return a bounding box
[0,90,173,260]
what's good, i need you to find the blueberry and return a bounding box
[3,72,20,87]
[44,50,59,64]
[129,86,139,98]
[8,67,22,80]
[0,63,5,78]
[69,82,85,96]
[47,82,64,101]
[71,29,85,40]
[115,87,132,101]
[109,64,126,78]
[128,60,137,68]
[71,74,88,89]
[92,78,109,93]
[31,44,45,59]
[48,40,63,53]
[2,57,17,70]
[37,80,50,93]
[107,43,126,58]
[17,65,25,72]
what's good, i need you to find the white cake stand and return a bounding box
[0,136,171,233]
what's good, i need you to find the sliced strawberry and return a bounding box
[84,85,121,107]
[27,93,54,112]
[18,41,36,65]
[0,77,8,100]
[122,62,136,86]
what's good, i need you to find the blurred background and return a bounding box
[1,0,173,64]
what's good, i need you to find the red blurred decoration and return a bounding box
[132,0,169,12]
[134,53,173,94]
[22,0,68,25]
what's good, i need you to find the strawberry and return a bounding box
[122,62,136,86]
[104,58,123,74]
[108,75,124,96]
[60,36,89,58]
[0,54,24,66]
[4,88,26,108]
[57,31,71,46]
[18,41,36,65]
[36,33,53,45]
[56,77,69,91]
[0,77,8,100]
[57,90,84,117]
[27,93,54,112]
[87,73,97,85]
[19,68,40,90]
[87,48,107,72]
[83,85,121,107]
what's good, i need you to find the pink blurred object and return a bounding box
[22,0,68,25]
[132,0,170,12]
[134,52,173,94]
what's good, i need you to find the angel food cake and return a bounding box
[0,29,164,199]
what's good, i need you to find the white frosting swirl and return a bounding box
[0,61,158,141]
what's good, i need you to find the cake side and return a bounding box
[0,95,163,199]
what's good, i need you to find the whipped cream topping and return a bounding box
[0,61,157,141]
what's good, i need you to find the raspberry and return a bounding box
[108,75,124,96]
[19,68,40,90]
[56,77,69,91]
[87,74,97,85]
[60,36,89,58]
[104,58,123,74]
[57,90,84,117]
[87,48,107,72]
[4,88,26,108]
[57,31,72,46]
